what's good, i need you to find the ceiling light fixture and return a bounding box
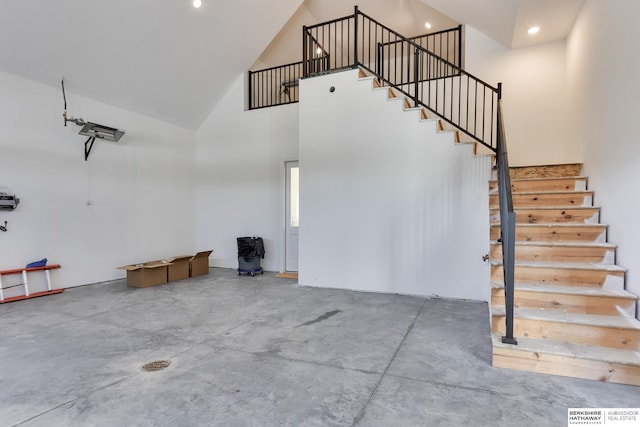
[425,22,432,30]
[193,0,202,8]
[528,26,540,35]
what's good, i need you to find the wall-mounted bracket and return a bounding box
[84,136,96,161]
[62,78,125,161]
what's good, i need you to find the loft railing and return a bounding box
[381,25,463,78]
[409,26,463,68]
[248,36,329,110]
[248,61,303,110]
[248,20,461,111]
[248,56,331,110]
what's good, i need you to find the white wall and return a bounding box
[0,71,197,294]
[567,0,640,318]
[299,70,491,301]
[465,26,578,167]
[196,74,299,272]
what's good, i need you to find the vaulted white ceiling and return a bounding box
[0,0,584,130]
[421,0,585,48]
[0,0,302,129]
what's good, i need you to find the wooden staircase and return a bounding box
[490,164,640,386]
[357,69,640,386]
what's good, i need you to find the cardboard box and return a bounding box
[166,255,192,282]
[118,261,172,288]
[190,250,213,277]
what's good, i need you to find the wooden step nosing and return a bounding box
[491,333,640,367]
[490,260,626,273]
[509,163,583,171]
[511,190,593,196]
[490,240,617,248]
[490,281,638,299]
[490,208,601,214]
[490,223,608,228]
[496,280,623,290]
[489,206,602,212]
[492,307,640,330]
[490,176,589,183]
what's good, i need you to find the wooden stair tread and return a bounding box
[490,206,602,225]
[490,206,601,212]
[492,306,640,330]
[508,164,583,179]
[492,223,607,228]
[506,190,592,196]
[490,241,618,264]
[490,176,588,183]
[490,260,626,272]
[490,240,616,249]
[491,333,640,367]
[490,281,637,299]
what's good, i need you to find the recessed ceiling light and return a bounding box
[193,0,202,8]
[425,22,432,30]
[528,26,540,35]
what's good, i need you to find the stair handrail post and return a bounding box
[247,70,253,110]
[376,42,382,78]
[496,82,517,346]
[302,25,308,77]
[457,24,463,68]
[413,47,420,107]
[354,5,359,66]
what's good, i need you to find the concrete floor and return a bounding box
[0,268,637,427]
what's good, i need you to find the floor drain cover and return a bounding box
[142,360,171,372]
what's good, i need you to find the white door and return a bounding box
[285,161,299,272]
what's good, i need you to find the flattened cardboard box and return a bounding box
[190,250,213,277]
[166,255,192,282]
[118,261,172,288]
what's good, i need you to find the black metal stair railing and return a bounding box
[248,18,461,111]
[248,34,330,110]
[380,25,463,79]
[248,61,303,110]
[496,86,517,346]
[303,7,499,151]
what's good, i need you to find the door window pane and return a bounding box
[290,166,299,227]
